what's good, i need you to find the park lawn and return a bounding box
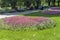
[0,12,60,40]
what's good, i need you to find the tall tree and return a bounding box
[24,0,32,8]
[1,0,10,7]
[57,0,60,6]
[46,0,51,6]
[51,0,56,6]
[35,0,41,9]
[10,0,17,11]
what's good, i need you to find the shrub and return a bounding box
[3,16,56,30]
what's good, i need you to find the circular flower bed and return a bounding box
[44,7,60,14]
[3,16,56,30]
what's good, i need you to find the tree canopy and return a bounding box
[0,0,60,11]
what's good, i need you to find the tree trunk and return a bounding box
[10,0,18,11]
[47,0,51,6]
[24,1,31,9]
[36,0,41,9]
[57,0,60,6]
[52,0,56,6]
[48,2,50,6]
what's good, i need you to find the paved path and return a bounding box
[0,10,40,19]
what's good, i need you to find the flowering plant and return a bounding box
[3,16,56,30]
[44,7,60,14]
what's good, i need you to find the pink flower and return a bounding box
[3,16,55,30]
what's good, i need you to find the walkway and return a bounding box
[0,10,40,19]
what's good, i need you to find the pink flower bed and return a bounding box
[3,16,56,30]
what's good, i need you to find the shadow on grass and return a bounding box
[23,11,60,17]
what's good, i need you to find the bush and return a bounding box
[0,8,12,13]
[2,16,56,30]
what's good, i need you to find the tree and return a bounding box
[57,0,60,6]
[35,0,41,9]
[10,0,18,11]
[0,0,10,8]
[46,0,51,6]
[24,0,32,8]
[51,0,56,6]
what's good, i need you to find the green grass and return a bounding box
[0,11,60,40]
